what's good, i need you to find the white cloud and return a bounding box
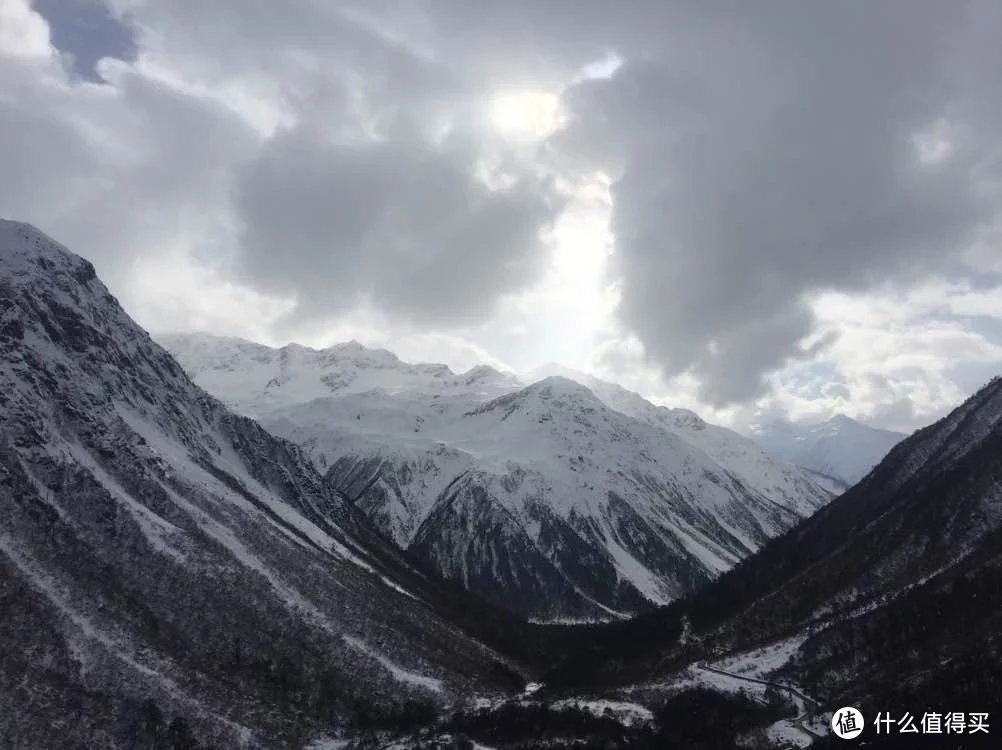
[3,0,1001,433]
[383,332,512,373]
[0,0,51,59]
[757,283,1002,431]
[130,249,295,344]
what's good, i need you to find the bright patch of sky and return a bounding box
[3,0,1001,432]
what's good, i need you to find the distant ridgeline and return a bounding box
[163,332,835,621]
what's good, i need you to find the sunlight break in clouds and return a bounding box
[488,89,564,140]
[4,0,1002,433]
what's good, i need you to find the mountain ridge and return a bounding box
[0,220,533,747]
[6,219,1000,746]
[162,331,835,620]
[542,373,1002,731]
[752,412,906,485]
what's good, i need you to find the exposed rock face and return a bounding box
[566,374,1002,716]
[164,334,833,620]
[0,220,517,747]
[164,334,835,621]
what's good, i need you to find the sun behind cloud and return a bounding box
[488,89,564,140]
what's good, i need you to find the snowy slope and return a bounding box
[0,221,520,747]
[751,414,905,486]
[159,331,519,419]
[265,390,482,544]
[406,378,831,618]
[526,364,832,517]
[308,377,828,619]
[637,375,1002,710]
[164,335,834,620]
[543,377,1002,732]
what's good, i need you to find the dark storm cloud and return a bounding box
[235,127,560,326]
[112,0,466,127]
[546,1,1002,404]
[7,0,1001,409]
[103,0,563,329]
[0,41,256,292]
[0,96,96,211]
[320,0,1002,404]
[32,0,135,81]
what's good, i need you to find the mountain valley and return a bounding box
[163,334,835,620]
[3,220,999,748]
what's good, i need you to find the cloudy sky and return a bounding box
[3,0,1001,433]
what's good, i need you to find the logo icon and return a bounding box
[832,707,865,739]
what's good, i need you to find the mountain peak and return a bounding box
[529,374,598,398]
[515,375,608,412]
[523,361,590,384]
[162,329,836,619]
[281,341,314,353]
[0,219,140,360]
[463,363,500,377]
[458,363,523,388]
[754,413,906,485]
[0,218,51,246]
[2,224,527,745]
[325,339,400,364]
[826,413,859,426]
[330,338,367,353]
[0,219,96,283]
[466,375,602,419]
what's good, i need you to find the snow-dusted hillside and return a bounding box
[526,364,832,517]
[409,377,834,618]
[163,333,834,620]
[752,414,906,486]
[159,332,519,419]
[0,221,520,747]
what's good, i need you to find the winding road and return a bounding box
[696,662,825,746]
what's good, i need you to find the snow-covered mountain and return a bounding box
[751,414,906,486]
[159,332,520,420]
[0,221,526,747]
[12,218,979,746]
[565,374,1002,732]
[526,363,835,513]
[162,335,834,620]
